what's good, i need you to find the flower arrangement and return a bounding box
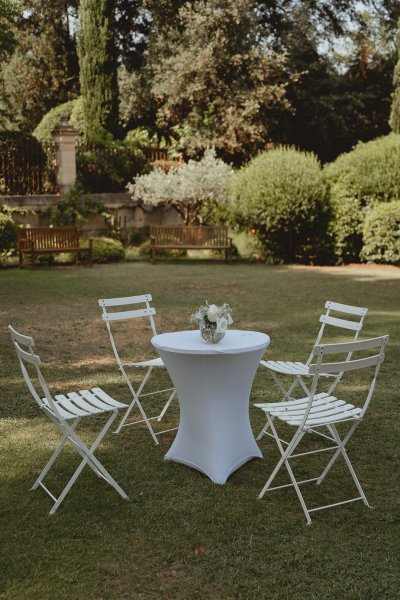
[191,301,233,343]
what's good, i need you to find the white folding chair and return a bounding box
[255,335,389,525]
[257,301,368,440]
[8,324,129,515]
[98,294,176,444]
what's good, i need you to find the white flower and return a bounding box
[216,317,228,333]
[207,304,219,323]
[191,301,234,330]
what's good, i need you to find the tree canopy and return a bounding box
[0,0,398,162]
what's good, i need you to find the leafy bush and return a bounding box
[0,210,18,251]
[44,184,110,228]
[230,231,265,262]
[125,125,185,160]
[91,237,125,263]
[361,201,400,264]
[325,133,400,263]
[230,147,331,263]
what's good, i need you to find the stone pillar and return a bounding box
[52,114,78,193]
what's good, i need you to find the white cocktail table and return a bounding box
[151,329,270,484]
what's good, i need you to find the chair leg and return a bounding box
[49,411,128,515]
[31,418,80,491]
[115,366,159,444]
[157,389,176,422]
[318,424,369,507]
[258,416,304,496]
[317,423,358,485]
[258,415,312,523]
[256,414,276,440]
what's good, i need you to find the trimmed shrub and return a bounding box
[0,211,18,251]
[230,147,331,263]
[33,98,86,143]
[325,133,400,263]
[361,201,400,265]
[91,237,125,263]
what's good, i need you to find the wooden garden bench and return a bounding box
[18,226,93,268]
[150,225,232,264]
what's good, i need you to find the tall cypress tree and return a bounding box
[78,0,119,140]
[390,17,400,133]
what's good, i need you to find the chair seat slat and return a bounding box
[264,360,308,374]
[90,387,128,409]
[270,398,347,417]
[54,395,91,417]
[66,392,106,414]
[43,397,76,420]
[122,358,164,367]
[79,389,126,410]
[254,392,329,411]
[279,401,352,421]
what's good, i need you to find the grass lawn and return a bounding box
[0,262,399,599]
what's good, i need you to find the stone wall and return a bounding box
[1,193,182,239]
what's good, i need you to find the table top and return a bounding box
[151,330,270,355]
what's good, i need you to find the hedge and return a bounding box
[0,212,18,251]
[230,147,331,263]
[361,201,400,265]
[325,133,400,263]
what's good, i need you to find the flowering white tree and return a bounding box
[128,148,233,225]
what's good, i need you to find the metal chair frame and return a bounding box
[98,294,176,444]
[257,301,368,441]
[8,324,129,515]
[255,335,389,525]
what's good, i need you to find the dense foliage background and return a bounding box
[1,0,400,163]
[1,1,400,266]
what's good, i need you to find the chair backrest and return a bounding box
[306,301,368,366]
[8,325,62,421]
[304,335,389,425]
[98,294,157,365]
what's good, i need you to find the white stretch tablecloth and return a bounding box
[151,330,270,484]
